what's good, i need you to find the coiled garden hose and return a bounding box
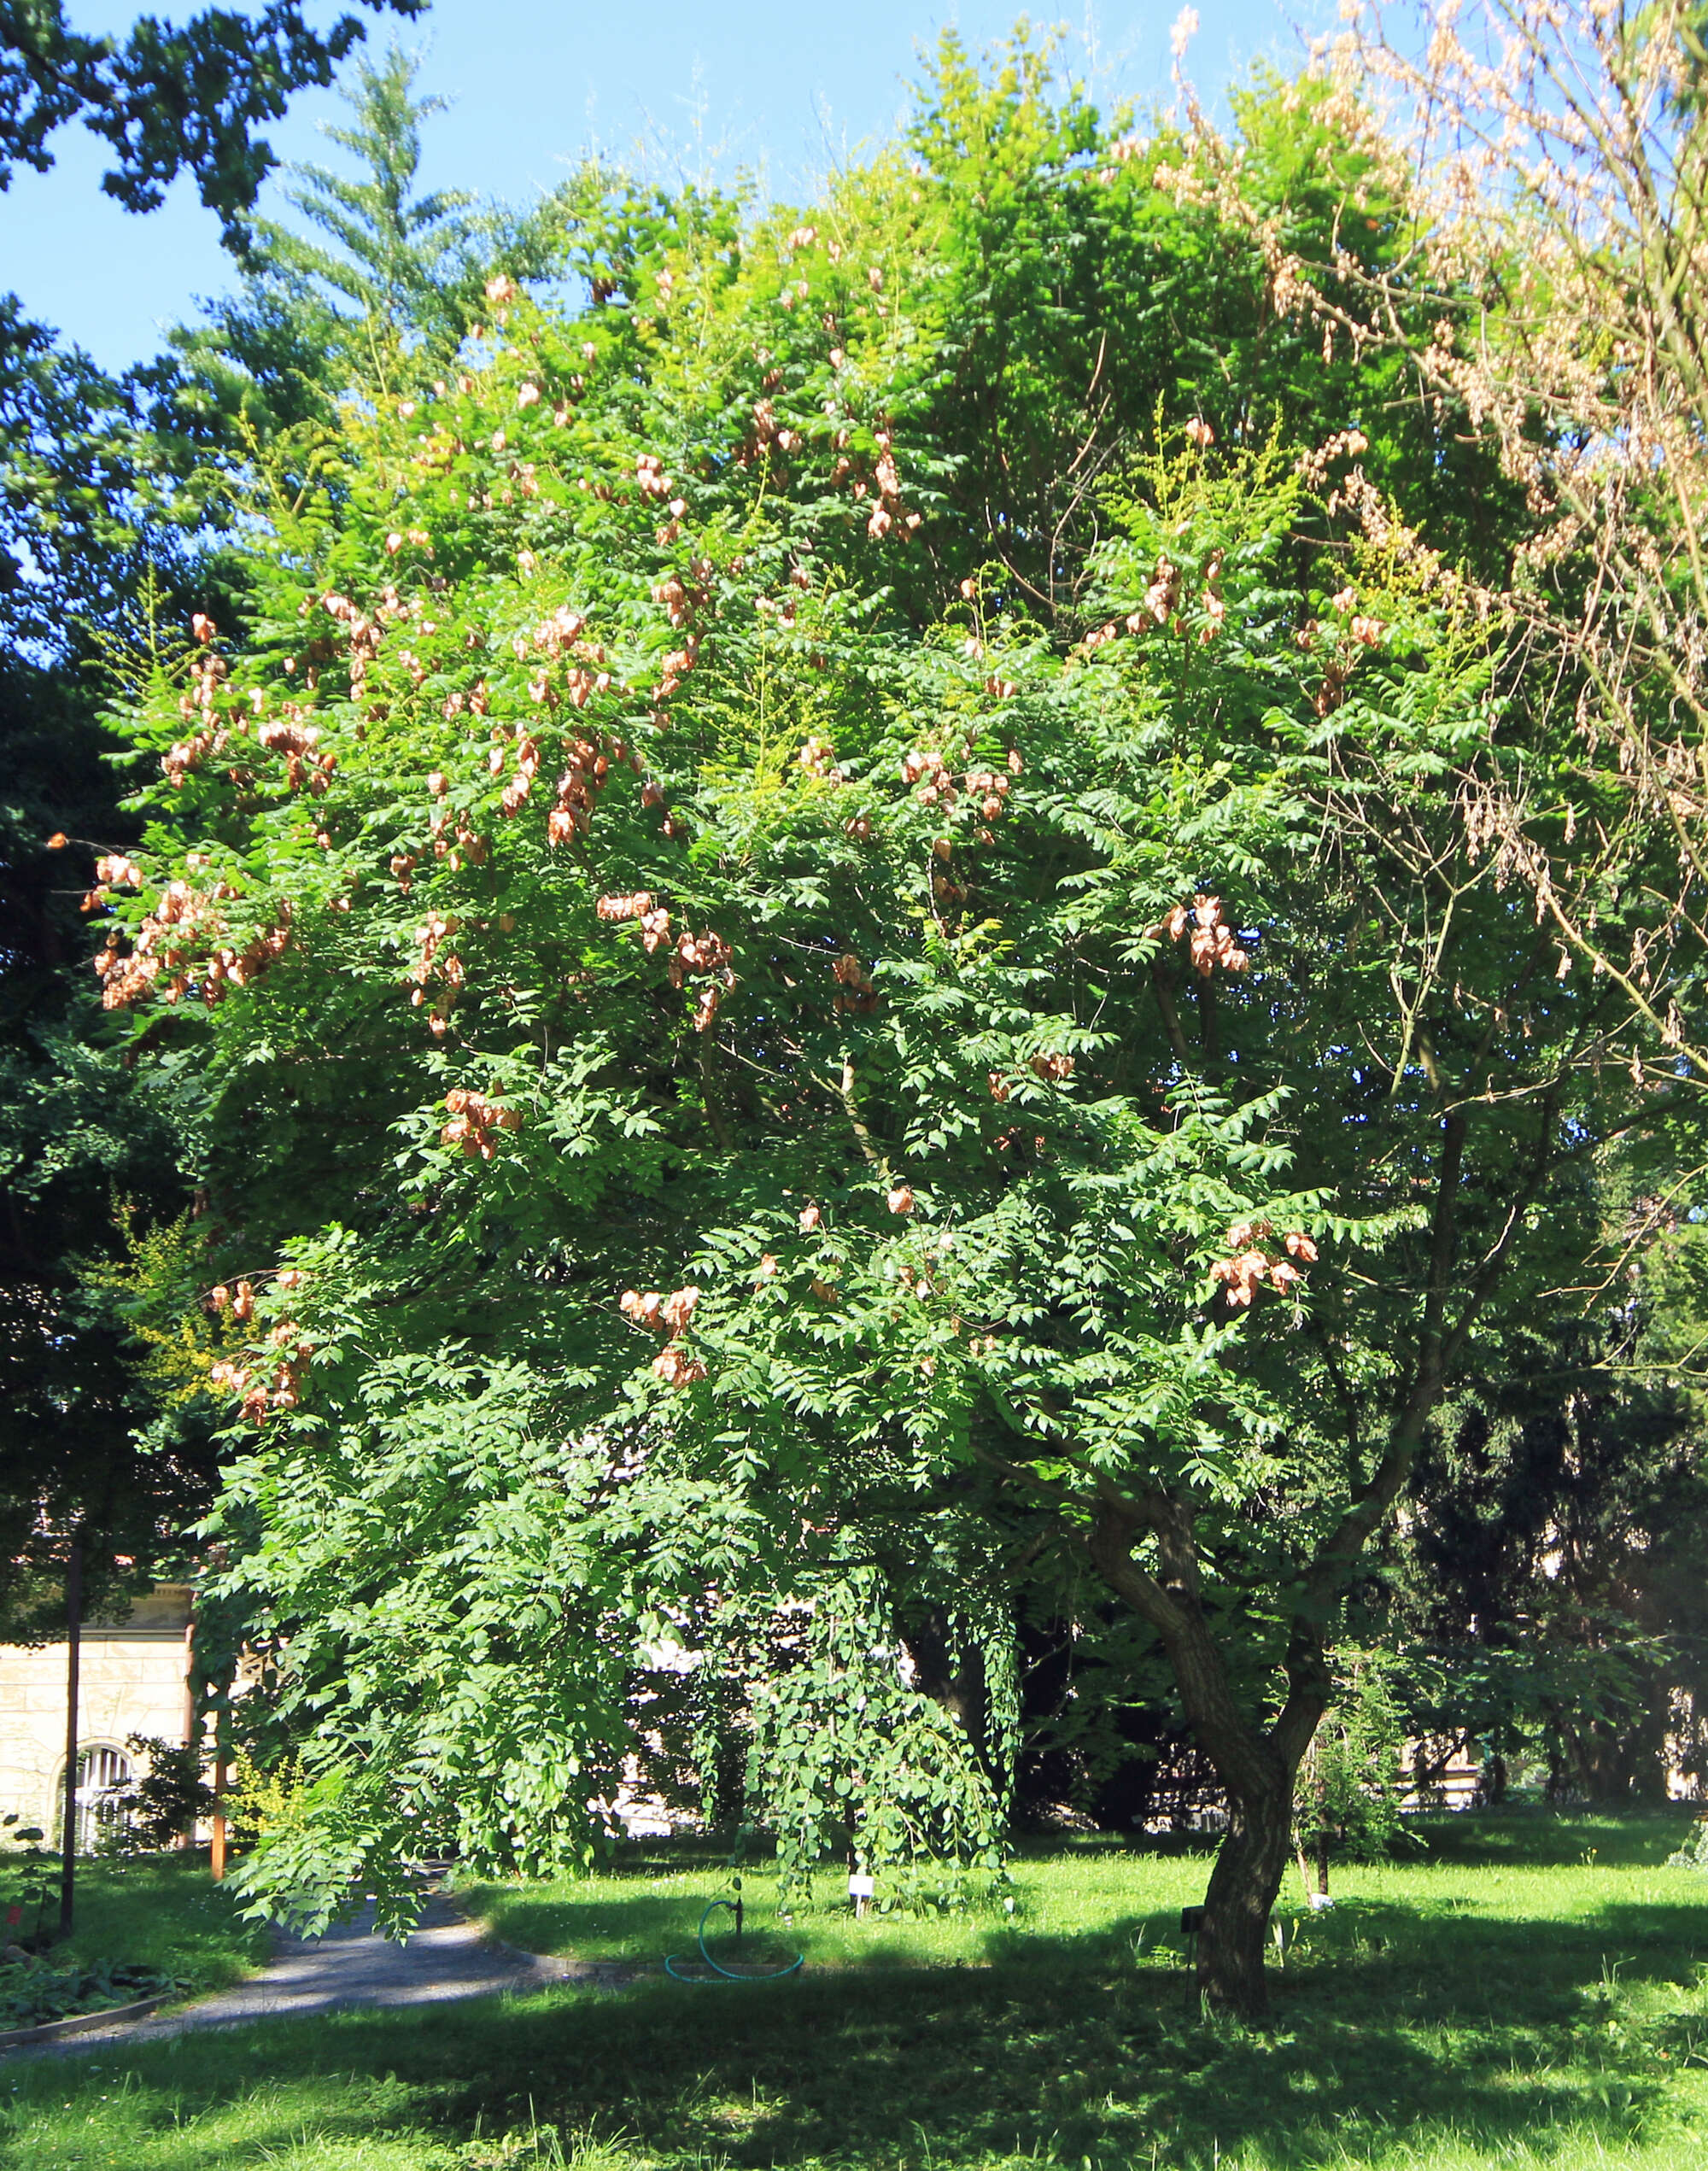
[664,1896,804,1983]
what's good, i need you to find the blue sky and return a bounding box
[0,0,1325,375]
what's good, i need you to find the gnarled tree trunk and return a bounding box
[1197,1750,1298,2011]
[1089,1485,1330,2021]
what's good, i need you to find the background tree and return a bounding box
[128,45,588,564]
[245,42,579,357]
[0,0,423,246]
[899,31,1523,623]
[1292,1652,1408,1898]
[1240,0,1708,1091]
[1377,1236,1708,1807]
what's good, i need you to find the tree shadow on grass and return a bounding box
[538,1961,1666,2169]
[464,1885,720,1967]
[1219,1890,1708,2030]
[1401,1810,1699,1872]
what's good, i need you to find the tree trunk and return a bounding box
[904,1611,990,1767]
[1071,1097,1530,2012]
[1087,1491,1326,2022]
[1196,1749,1297,2016]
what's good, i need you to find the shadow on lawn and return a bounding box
[1401,1807,1699,1871]
[11,1889,1705,2170]
[1200,1890,1708,2024]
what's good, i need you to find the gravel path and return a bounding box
[10,1893,626,2057]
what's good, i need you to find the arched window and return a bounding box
[56,1745,133,1854]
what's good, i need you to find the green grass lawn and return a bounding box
[456,1832,1215,1971]
[3,1812,1706,2171]
[47,1854,272,1997]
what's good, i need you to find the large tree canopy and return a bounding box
[74,35,1708,2017]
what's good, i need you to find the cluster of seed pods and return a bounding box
[1144,895,1251,978]
[619,1284,705,1385]
[439,1086,522,1160]
[1210,1220,1319,1308]
[208,1268,311,1422]
[91,863,289,1011]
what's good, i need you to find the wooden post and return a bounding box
[210,1769,227,1881]
[210,1706,227,1882]
[58,1537,82,1941]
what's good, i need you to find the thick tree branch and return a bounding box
[1304,1086,1563,1608]
[1086,1482,1290,1805]
[836,1055,888,1177]
[1149,960,1193,1068]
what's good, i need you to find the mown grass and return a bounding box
[458,1832,1212,1971]
[453,1811,1699,1971]
[2,1812,1705,2171]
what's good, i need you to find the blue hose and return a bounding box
[664,1898,804,1982]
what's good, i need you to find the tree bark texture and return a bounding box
[1200,1764,1298,2007]
[1088,1489,1327,2020]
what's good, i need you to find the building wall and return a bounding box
[0,1585,194,1835]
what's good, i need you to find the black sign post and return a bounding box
[58,1536,82,1942]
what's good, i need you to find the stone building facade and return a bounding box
[0,1584,196,1843]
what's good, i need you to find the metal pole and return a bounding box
[58,1537,82,1941]
[179,1608,196,1849]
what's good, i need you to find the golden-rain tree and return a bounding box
[77,32,1708,2017]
